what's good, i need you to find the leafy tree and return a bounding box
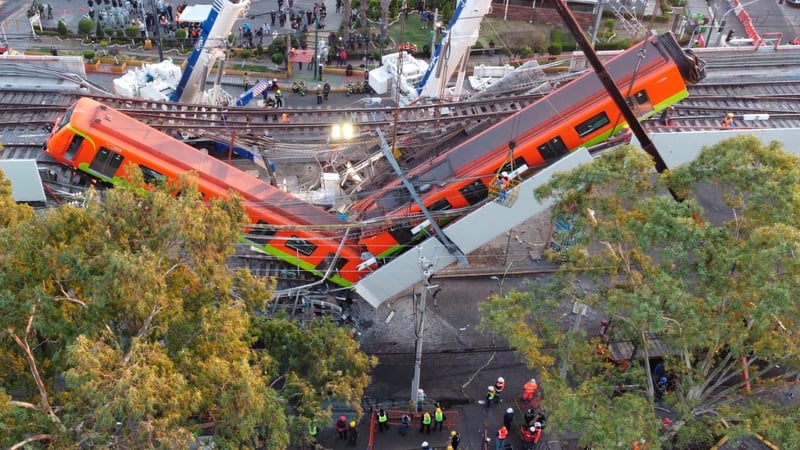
[0,173,374,448]
[174,27,188,51]
[78,17,94,38]
[480,137,800,448]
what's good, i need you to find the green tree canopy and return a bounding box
[0,172,374,448]
[480,136,800,449]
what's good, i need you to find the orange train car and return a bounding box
[45,97,367,287]
[352,32,706,261]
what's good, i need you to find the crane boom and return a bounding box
[171,0,250,104]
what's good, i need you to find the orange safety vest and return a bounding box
[498,426,508,439]
[524,381,537,395]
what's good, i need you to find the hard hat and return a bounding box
[318,84,321,88]
[501,171,509,177]
[497,376,504,382]
[534,422,542,428]
[273,78,277,82]
[340,415,346,421]
[436,407,442,413]
[447,447,453,450]
[727,113,734,118]
[530,378,536,384]
[488,386,495,391]
[451,430,457,437]
[530,426,536,432]
[418,388,424,394]
[421,442,429,447]
[507,408,513,414]
[350,421,356,427]
[277,90,281,94]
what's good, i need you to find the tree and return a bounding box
[480,137,800,448]
[174,27,187,51]
[0,173,374,448]
[78,17,94,39]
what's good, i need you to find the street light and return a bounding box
[330,122,354,140]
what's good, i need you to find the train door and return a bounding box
[538,136,569,163]
[626,90,653,118]
[88,147,124,179]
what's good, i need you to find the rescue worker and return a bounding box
[532,421,543,443]
[275,89,283,107]
[316,84,323,104]
[348,420,359,446]
[433,406,445,431]
[309,424,318,446]
[496,172,510,202]
[335,415,348,440]
[377,408,389,432]
[242,72,250,90]
[420,411,432,434]
[486,385,497,406]
[523,378,538,403]
[450,430,462,450]
[399,414,410,436]
[421,441,431,450]
[521,426,537,450]
[722,112,735,127]
[494,376,506,395]
[503,407,514,430]
[496,425,508,450]
[323,81,331,101]
[524,408,536,427]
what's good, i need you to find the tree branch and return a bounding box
[11,400,39,410]
[54,281,87,308]
[5,326,65,432]
[8,433,52,450]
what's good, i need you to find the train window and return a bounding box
[286,236,317,256]
[64,134,84,161]
[57,105,75,132]
[575,112,610,137]
[140,165,166,185]
[460,179,489,206]
[388,224,415,245]
[248,221,277,246]
[89,147,125,178]
[538,137,569,162]
[317,253,348,273]
[428,199,452,212]
[626,90,653,117]
[499,156,528,175]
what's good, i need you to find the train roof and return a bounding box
[364,33,687,215]
[72,98,345,226]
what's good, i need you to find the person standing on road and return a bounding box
[416,388,425,411]
[323,82,331,101]
[433,406,445,431]
[450,430,462,450]
[494,376,505,402]
[377,408,389,432]
[420,411,432,434]
[523,378,537,404]
[399,414,410,436]
[335,415,348,440]
[496,425,508,450]
[242,72,250,91]
[275,90,283,107]
[348,421,359,446]
[503,407,514,430]
[316,84,323,104]
[486,385,496,406]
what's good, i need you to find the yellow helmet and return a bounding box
[350,421,356,427]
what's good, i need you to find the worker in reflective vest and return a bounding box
[420,411,432,434]
[523,378,538,403]
[486,385,496,407]
[377,408,389,432]
[434,407,445,431]
[496,425,508,450]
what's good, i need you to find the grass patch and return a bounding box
[386,14,436,50]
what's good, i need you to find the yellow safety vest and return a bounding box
[378,412,387,423]
[435,410,444,421]
[422,413,431,424]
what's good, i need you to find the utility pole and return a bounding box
[410,249,438,407]
[151,0,164,61]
